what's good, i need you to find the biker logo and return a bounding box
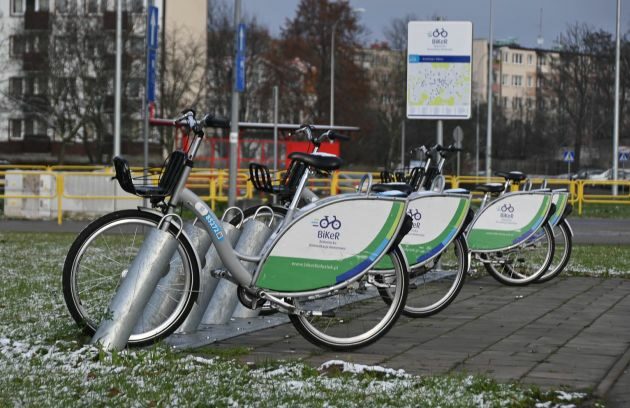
[312,215,342,241]
[407,208,422,229]
[498,203,515,220]
[427,27,448,46]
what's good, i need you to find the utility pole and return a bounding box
[612,0,621,196]
[486,0,494,179]
[114,0,122,158]
[228,0,242,206]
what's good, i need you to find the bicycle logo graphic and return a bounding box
[318,215,342,230]
[500,203,515,213]
[432,28,448,38]
[408,209,422,221]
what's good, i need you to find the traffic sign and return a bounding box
[619,152,629,162]
[148,6,159,50]
[147,49,156,102]
[237,23,246,53]
[563,151,575,163]
[235,52,246,92]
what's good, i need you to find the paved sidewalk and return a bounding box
[179,276,630,406]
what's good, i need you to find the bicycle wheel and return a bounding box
[398,235,468,317]
[534,219,572,283]
[483,223,555,286]
[62,209,200,346]
[288,247,409,351]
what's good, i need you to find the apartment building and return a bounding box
[0,0,206,161]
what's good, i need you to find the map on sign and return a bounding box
[407,21,473,120]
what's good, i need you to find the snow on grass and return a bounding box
[0,232,600,407]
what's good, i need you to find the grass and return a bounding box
[0,231,610,407]
[565,244,630,277]
[572,203,630,219]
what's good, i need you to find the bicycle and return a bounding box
[63,109,411,350]
[248,132,471,318]
[383,145,556,286]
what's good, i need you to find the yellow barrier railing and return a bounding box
[2,167,630,223]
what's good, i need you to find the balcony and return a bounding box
[103,11,131,31]
[23,53,47,72]
[24,11,50,30]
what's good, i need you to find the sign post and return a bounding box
[453,126,464,177]
[563,150,575,179]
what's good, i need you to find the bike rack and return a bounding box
[90,214,182,350]
[177,208,244,332]
[201,207,275,325]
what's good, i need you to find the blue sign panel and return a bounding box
[235,51,246,92]
[148,6,159,50]
[238,23,246,53]
[147,49,157,102]
[563,151,575,163]
[620,152,629,162]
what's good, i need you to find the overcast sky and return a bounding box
[241,0,630,48]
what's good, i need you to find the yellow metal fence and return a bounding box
[1,165,629,224]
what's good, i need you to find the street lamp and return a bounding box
[330,7,365,127]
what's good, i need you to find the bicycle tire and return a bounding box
[388,235,468,317]
[62,209,200,346]
[534,219,572,283]
[483,223,555,286]
[288,247,409,351]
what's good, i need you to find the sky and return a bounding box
[241,0,630,48]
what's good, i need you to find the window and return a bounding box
[9,78,23,96]
[527,54,533,65]
[11,0,25,14]
[537,77,543,88]
[511,75,522,87]
[85,0,105,14]
[512,53,522,64]
[38,0,49,11]
[527,76,533,87]
[526,98,533,109]
[537,55,546,66]
[501,74,508,86]
[503,51,509,62]
[502,96,508,107]
[9,119,23,140]
[130,0,143,13]
[512,97,522,109]
[24,76,44,95]
[10,36,25,57]
[55,0,76,13]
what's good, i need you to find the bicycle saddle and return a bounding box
[475,183,505,194]
[444,188,470,194]
[495,171,527,182]
[288,152,343,171]
[370,182,413,196]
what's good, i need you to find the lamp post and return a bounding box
[486,0,494,179]
[330,7,364,127]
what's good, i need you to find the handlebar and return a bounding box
[175,109,230,136]
[291,125,350,146]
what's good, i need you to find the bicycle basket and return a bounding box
[113,150,187,202]
[249,159,308,199]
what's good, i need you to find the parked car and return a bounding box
[588,168,630,181]
[574,168,605,180]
